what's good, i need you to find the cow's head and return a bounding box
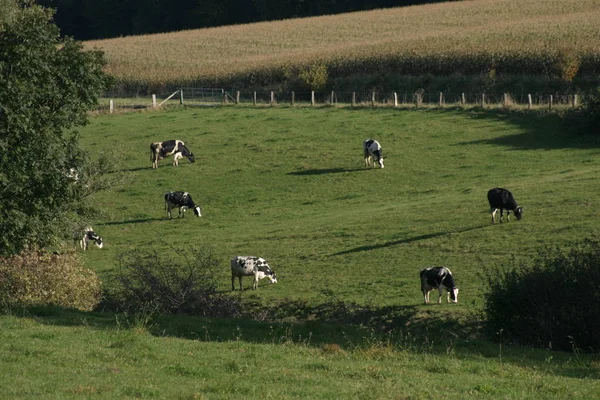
[449,287,459,303]
[268,271,278,284]
[514,207,523,220]
[193,206,202,217]
[187,153,196,163]
[88,232,103,249]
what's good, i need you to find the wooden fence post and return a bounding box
[481,93,486,107]
[236,91,240,104]
[461,93,465,106]
[331,91,335,105]
[503,93,507,108]
[109,99,114,114]
[549,95,553,111]
[371,92,375,107]
[394,92,398,107]
[311,91,315,106]
[152,94,157,108]
[271,91,275,106]
[528,94,532,109]
[223,92,227,105]
[352,92,356,107]
[291,91,295,106]
[253,91,257,106]
[439,92,443,107]
[573,94,578,108]
[179,90,184,105]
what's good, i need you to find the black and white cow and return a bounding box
[420,266,458,304]
[363,139,384,168]
[231,256,277,291]
[487,187,523,224]
[164,191,202,218]
[79,226,103,250]
[150,140,195,169]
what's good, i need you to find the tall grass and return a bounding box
[84,0,600,93]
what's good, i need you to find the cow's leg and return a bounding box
[231,275,235,291]
[499,209,504,223]
[437,287,443,304]
[506,210,511,222]
[238,276,243,291]
[172,152,182,166]
[253,274,258,290]
[491,208,497,223]
[423,289,428,304]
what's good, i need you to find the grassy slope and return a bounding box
[84,0,600,89]
[2,106,600,398]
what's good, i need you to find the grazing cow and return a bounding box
[164,191,202,218]
[420,266,458,304]
[363,139,384,168]
[487,187,523,224]
[150,140,195,169]
[79,226,103,250]
[231,256,277,291]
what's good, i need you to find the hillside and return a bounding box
[83,0,600,95]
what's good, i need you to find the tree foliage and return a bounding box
[0,0,112,255]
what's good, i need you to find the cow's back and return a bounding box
[488,187,516,209]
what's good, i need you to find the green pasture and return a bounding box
[81,106,600,306]
[2,105,600,398]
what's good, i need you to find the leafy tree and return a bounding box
[0,0,112,255]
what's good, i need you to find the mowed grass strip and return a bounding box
[1,313,600,399]
[84,0,600,87]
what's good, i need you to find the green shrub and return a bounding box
[105,247,242,317]
[483,238,600,352]
[0,251,102,311]
[563,87,600,136]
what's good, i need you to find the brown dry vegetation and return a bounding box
[84,0,600,93]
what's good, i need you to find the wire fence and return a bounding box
[96,88,583,113]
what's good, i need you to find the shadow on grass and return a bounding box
[439,107,600,150]
[100,217,165,226]
[10,304,600,379]
[332,224,488,256]
[288,167,368,176]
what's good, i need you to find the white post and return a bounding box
[179,89,184,105]
[573,94,578,108]
[352,92,356,107]
[152,94,157,108]
[439,92,443,107]
[549,95,553,111]
[481,94,486,107]
[291,91,295,106]
[253,91,257,106]
[331,91,335,105]
[394,92,398,107]
[503,93,508,108]
[311,91,315,106]
[109,99,114,114]
[371,92,375,107]
[528,94,532,109]
[461,93,465,105]
[271,91,275,105]
[236,91,240,104]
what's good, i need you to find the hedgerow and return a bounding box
[483,238,600,352]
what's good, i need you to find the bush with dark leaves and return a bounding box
[105,247,242,317]
[483,238,600,352]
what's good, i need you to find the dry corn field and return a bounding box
[84,0,600,91]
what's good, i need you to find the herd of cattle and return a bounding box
[79,137,524,304]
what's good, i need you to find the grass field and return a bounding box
[2,105,600,398]
[84,0,600,93]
